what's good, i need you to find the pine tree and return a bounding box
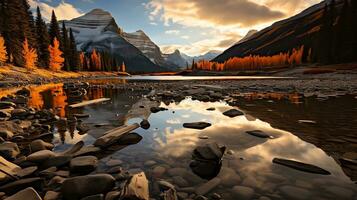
[49,11,61,46]
[0,35,8,64]
[317,3,334,64]
[21,0,36,48]
[69,28,80,71]
[49,37,64,71]
[351,0,357,59]
[35,6,50,68]
[22,38,38,70]
[61,21,70,70]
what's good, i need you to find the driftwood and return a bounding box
[121,172,149,200]
[94,124,140,148]
[69,98,111,108]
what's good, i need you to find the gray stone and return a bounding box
[0,142,20,160]
[61,174,115,200]
[70,156,98,174]
[231,186,254,200]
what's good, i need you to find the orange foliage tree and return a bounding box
[120,62,126,72]
[48,38,64,71]
[197,46,304,71]
[22,38,38,70]
[90,49,101,71]
[0,36,7,64]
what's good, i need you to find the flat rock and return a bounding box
[14,166,38,178]
[61,174,115,200]
[246,130,272,139]
[27,150,56,163]
[0,178,44,195]
[0,142,20,160]
[41,155,72,169]
[73,146,101,157]
[195,177,221,195]
[273,158,330,175]
[222,109,244,118]
[231,186,254,200]
[206,107,216,111]
[30,139,54,153]
[44,191,60,200]
[0,156,20,184]
[183,122,211,130]
[5,187,42,200]
[0,102,16,109]
[70,156,98,174]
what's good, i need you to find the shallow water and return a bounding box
[119,75,291,81]
[2,83,356,199]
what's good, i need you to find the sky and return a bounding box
[29,0,322,56]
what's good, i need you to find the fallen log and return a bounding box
[121,172,149,200]
[69,98,111,108]
[93,124,140,148]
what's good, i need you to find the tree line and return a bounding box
[0,0,125,72]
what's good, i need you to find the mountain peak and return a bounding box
[79,8,113,21]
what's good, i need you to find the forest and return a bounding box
[0,0,126,72]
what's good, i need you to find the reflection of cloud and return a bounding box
[166,119,181,124]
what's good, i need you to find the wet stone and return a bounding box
[140,119,150,130]
[273,158,331,175]
[222,109,244,118]
[27,150,56,163]
[183,122,211,130]
[70,156,98,174]
[231,186,254,200]
[279,185,311,200]
[5,187,42,200]
[30,139,54,153]
[0,142,20,160]
[246,130,272,139]
[44,191,60,200]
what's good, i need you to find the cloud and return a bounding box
[165,30,180,35]
[146,0,285,28]
[29,0,83,21]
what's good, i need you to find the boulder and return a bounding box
[193,143,225,161]
[61,174,115,200]
[5,187,42,200]
[222,109,244,118]
[0,142,20,160]
[70,156,98,174]
[27,150,56,163]
[183,122,211,130]
[30,139,54,153]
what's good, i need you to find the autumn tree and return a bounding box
[121,62,126,72]
[48,38,64,71]
[22,38,38,70]
[0,36,7,64]
[90,49,101,71]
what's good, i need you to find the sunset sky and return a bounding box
[29,0,322,56]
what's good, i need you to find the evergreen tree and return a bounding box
[69,28,80,71]
[49,11,61,46]
[317,2,335,64]
[351,0,357,58]
[21,0,36,48]
[61,21,70,70]
[35,6,50,68]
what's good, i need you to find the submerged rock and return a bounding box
[150,107,168,113]
[183,122,211,130]
[70,156,98,174]
[61,174,115,200]
[195,177,221,195]
[246,130,272,139]
[222,109,244,118]
[231,186,254,200]
[273,158,330,175]
[140,119,150,130]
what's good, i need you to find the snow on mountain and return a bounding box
[164,50,222,68]
[63,9,161,72]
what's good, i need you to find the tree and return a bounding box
[90,49,101,71]
[48,37,64,71]
[61,21,70,70]
[69,28,80,71]
[0,35,7,64]
[35,6,50,68]
[22,38,37,70]
[49,10,61,46]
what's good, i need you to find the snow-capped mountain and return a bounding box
[163,50,189,68]
[164,50,222,67]
[123,30,180,69]
[63,9,162,72]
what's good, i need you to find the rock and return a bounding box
[206,107,215,111]
[11,109,28,119]
[217,167,241,187]
[298,120,316,124]
[222,109,244,118]
[0,102,16,109]
[48,176,66,188]
[105,159,122,167]
[121,172,149,200]
[0,121,23,135]
[279,186,311,200]
[150,107,168,113]
[272,158,330,175]
[5,187,42,200]
[324,186,354,199]
[14,166,38,178]
[231,186,254,200]
[0,178,44,195]
[183,122,211,130]
[73,113,90,118]
[70,156,98,174]
[246,130,272,139]
[157,180,175,191]
[211,193,221,200]
[61,174,115,200]
[116,132,142,145]
[195,177,221,196]
[144,160,156,167]
[27,150,56,163]
[30,139,54,153]
[44,191,60,200]
[16,88,30,97]
[0,142,20,160]
[198,136,209,139]
[81,194,104,200]
[73,146,101,157]
[172,176,189,187]
[0,129,13,140]
[104,191,120,200]
[140,119,150,130]
[0,156,20,184]
[193,143,225,161]
[41,155,72,169]
[0,110,11,120]
[152,165,166,177]
[177,192,188,199]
